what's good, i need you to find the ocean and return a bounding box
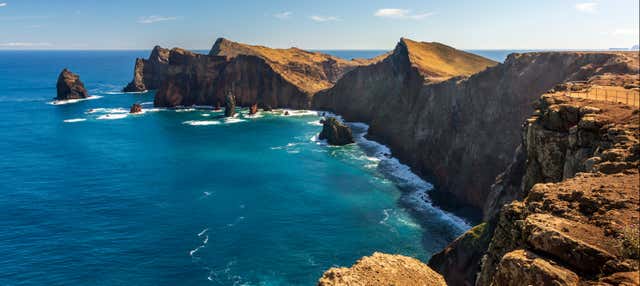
[0,49,496,285]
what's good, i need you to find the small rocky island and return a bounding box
[129,103,142,114]
[319,117,354,146]
[55,68,88,100]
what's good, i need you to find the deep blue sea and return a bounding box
[0,49,504,285]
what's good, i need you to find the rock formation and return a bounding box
[249,103,258,115]
[313,40,639,213]
[55,68,88,100]
[318,252,447,286]
[474,94,639,286]
[224,91,236,117]
[129,103,142,113]
[123,46,170,92]
[123,38,381,109]
[319,117,354,146]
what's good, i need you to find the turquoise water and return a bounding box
[0,51,468,285]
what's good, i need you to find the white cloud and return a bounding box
[374,8,434,20]
[612,28,639,36]
[0,42,52,47]
[274,11,292,19]
[575,2,597,13]
[137,15,178,24]
[310,15,339,22]
[0,3,7,7]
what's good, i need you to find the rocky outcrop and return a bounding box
[249,103,258,115]
[319,117,354,146]
[124,38,378,108]
[474,95,640,286]
[55,68,88,100]
[129,103,142,113]
[224,91,236,117]
[123,46,170,92]
[318,252,447,286]
[313,42,639,213]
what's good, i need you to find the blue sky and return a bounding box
[0,0,638,50]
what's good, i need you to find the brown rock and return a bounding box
[318,252,446,286]
[129,103,142,114]
[319,117,354,146]
[493,250,580,286]
[249,103,258,115]
[123,46,170,92]
[224,90,236,117]
[55,68,88,100]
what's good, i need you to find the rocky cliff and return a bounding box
[125,38,378,108]
[475,94,639,286]
[313,41,638,214]
[56,68,88,100]
[318,252,447,286]
[123,45,170,92]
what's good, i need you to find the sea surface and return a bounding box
[0,50,493,286]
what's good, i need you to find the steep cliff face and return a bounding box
[313,44,638,213]
[475,94,639,286]
[126,38,376,108]
[56,68,88,100]
[123,46,170,92]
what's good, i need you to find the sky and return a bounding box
[0,0,638,50]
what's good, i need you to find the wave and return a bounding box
[315,111,471,233]
[48,95,102,105]
[86,107,128,114]
[197,228,208,237]
[183,120,221,126]
[201,113,211,117]
[97,113,128,120]
[278,109,319,117]
[223,117,245,124]
[63,118,86,123]
[190,229,210,257]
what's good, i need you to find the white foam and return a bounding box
[63,118,86,123]
[308,120,323,126]
[315,115,471,233]
[48,95,102,105]
[278,109,319,117]
[201,113,211,117]
[198,228,209,237]
[97,113,128,120]
[86,107,128,114]
[123,90,149,94]
[244,112,263,119]
[183,120,221,126]
[223,117,246,124]
[103,91,125,95]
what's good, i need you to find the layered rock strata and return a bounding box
[56,68,88,100]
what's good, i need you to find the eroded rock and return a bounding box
[56,68,88,100]
[319,117,354,146]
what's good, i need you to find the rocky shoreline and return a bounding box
[120,38,639,285]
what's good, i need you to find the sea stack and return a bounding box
[249,103,258,115]
[129,103,142,113]
[55,68,88,100]
[319,117,354,146]
[224,91,236,117]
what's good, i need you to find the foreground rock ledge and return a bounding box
[318,252,447,286]
[56,68,88,100]
[319,117,354,146]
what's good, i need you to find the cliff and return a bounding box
[318,252,447,286]
[476,94,639,285]
[125,38,379,108]
[123,45,170,92]
[313,42,638,213]
[56,68,88,100]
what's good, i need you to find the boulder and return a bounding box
[55,68,88,100]
[318,252,446,286]
[249,103,258,115]
[224,91,236,117]
[319,117,354,146]
[129,103,142,114]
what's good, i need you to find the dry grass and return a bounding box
[620,224,640,259]
[401,38,498,82]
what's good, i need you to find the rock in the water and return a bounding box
[284,111,289,116]
[129,103,142,114]
[319,117,354,146]
[214,102,221,110]
[318,252,447,286]
[56,68,88,100]
[224,91,236,117]
[249,103,258,115]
